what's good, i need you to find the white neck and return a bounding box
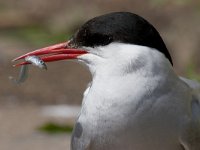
[78,43,178,101]
[75,43,189,150]
[78,43,174,78]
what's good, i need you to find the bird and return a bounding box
[13,12,200,150]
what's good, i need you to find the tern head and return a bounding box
[13,12,172,75]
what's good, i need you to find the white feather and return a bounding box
[72,43,200,150]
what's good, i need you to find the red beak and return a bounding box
[12,41,88,67]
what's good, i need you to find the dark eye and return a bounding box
[86,33,113,47]
[72,28,113,48]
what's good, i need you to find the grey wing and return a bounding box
[179,77,200,150]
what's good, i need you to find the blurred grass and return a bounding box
[1,25,72,46]
[186,63,200,82]
[38,122,73,134]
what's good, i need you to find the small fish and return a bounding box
[25,56,47,70]
[10,55,47,84]
[9,65,29,84]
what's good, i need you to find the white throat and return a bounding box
[78,43,178,103]
[77,43,182,140]
[78,43,174,78]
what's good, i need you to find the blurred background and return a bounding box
[0,0,200,150]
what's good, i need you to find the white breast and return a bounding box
[75,43,192,150]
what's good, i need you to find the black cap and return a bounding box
[70,12,173,65]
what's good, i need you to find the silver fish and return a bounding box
[25,55,47,70]
[10,55,47,84]
[9,65,29,84]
